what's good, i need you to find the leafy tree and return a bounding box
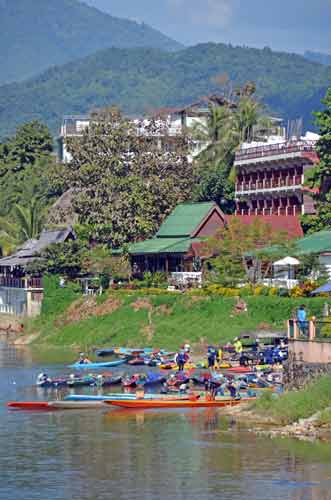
[26,241,85,279]
[6,121,53,170]
[205,218,290,286]
[300,88,331,233]
[57,107,197,247]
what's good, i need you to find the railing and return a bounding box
[235,140,317,162]
[236,206,300,216]
[288,318,331,343]
[236,176,302,193]
[170,272,202,285]
[0,276,43,289]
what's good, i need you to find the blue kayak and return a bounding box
[68,359,126,369]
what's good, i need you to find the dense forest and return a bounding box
[304,51,331,66]
[0,0,181,85]
[0,42,330,138]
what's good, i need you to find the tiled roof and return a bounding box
[226,215,303,239]
[156,202,216,238]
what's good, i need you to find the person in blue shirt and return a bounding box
[297,305,308,336]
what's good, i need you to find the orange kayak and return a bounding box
[105,398,246,409]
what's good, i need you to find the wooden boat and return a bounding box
[7,402,53,410]
[49,400,107,409]
[68,359,126,369]
[105,398,246,409]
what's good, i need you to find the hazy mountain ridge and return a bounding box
[0,42,330,137]
[304,51,331,66]
[0,0,182,85]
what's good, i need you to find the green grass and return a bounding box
[26,276,331,351]
[253,376,331,425]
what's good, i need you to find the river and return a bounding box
[1,344,331,500]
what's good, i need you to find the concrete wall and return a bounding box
[289,339,331,364]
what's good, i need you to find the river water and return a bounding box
[1,344,331,500]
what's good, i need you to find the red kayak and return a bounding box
[224,366,252,373]
[7,402,54,410]
[105,398,246,409]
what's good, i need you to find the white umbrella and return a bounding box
[273,256,300,266]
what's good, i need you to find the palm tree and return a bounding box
[0,197,45,256]
[192,102,237,169]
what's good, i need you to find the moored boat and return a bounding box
[68,359,126,369]
[7,402,53,410]
[105,398,247,409]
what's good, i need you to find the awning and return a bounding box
[311,283,331,295]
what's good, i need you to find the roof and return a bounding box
[226,215,303,239]
[0,227,75,268]
[129,237,197,255]
[156,202,217,238]
[295,230,331,255]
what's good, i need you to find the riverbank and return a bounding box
[11,276,330,350]
[221,375,331,442]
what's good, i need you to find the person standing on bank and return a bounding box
[297,305,308,336]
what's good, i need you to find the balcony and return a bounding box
[0,276,43,289]
[236,206,300,216]
[235,176,302,195]
[235,140,317,163]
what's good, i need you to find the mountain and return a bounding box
[304,51,331,66]
[1,43,331,138]
[0,0,182,85]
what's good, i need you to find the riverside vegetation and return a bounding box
[23,276,331,351]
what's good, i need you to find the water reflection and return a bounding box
[1,344,331,500]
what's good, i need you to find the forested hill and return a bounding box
[1,43,331,137]
[0,0,182,85]
[304,51,331,66]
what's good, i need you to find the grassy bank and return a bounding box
[253,376,331,425]
[23,276,331,351]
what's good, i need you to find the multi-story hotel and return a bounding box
[234,135,319,216]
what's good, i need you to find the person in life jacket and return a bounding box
[233,338,243,355]
[207,346,217,368]
[175,350,186,371]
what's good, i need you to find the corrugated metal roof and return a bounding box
[129,237,192,255]
[156,202,215,237]
[296,230,331,254]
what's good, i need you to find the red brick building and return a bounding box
[234,139,319,217]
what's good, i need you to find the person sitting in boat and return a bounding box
[227,381,240,399]
[78,353,92,364]
[36,373,51,386]
[179,383,188,394]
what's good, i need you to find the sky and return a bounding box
[85,0,331,54]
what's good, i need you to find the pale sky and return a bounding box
[85,0,331,53]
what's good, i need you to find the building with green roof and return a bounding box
[129,202,226,276]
